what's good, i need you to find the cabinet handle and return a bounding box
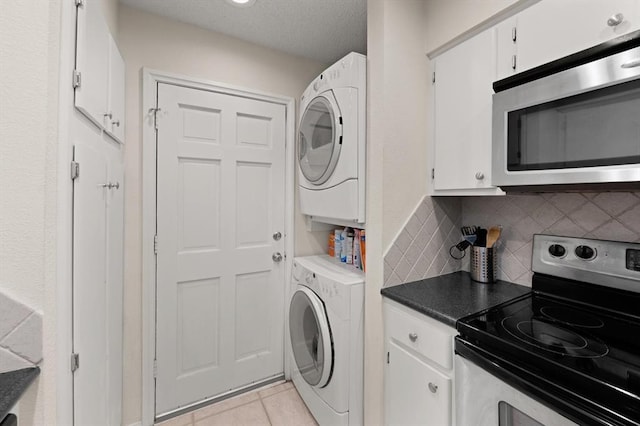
[110,182,120,190]
[428,382,438,393]
[408,333,418,342]
[475,172,485,180]
[112,119,120,128]
[607,13,624,27]
[104,112,113,119]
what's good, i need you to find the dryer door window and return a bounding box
[299,93,342,185]
[289,286,333,387]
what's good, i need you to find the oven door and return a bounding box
[492,44,640,190]
[455,355,578,426]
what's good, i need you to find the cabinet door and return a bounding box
[73,142,108,426]
[433,27,496,190]
[385,341,452,426]
[74,0,109,128]
[496,17,517,81]
[517,0,640,73]
[106,156,124,426]
[105,34,126,144]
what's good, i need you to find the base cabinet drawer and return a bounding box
[384,301,455,370]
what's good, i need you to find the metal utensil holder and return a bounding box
[470,246,497,283]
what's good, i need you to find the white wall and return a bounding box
[364,1,521,423]
[365,1,430,424]
[0,1,62,425]
[117,6,328,424]
[101,0,120,40]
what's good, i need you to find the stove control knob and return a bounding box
[548,244,566,258]
[575,245,596,260]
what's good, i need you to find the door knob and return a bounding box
[409,333,418,342]
[428,382,438,393]
[607,13,624,27]
[273,231,282,241]
[272,252,283,263]
[475,172,485,180]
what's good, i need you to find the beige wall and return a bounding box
[117,6,328,424]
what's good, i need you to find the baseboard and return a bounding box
[126,422,142,426]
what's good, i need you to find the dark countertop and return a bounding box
[381,271,530,328]
[0,367,40,420]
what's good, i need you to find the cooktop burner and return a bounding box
[456,235,640,425]
[501,316,609,358]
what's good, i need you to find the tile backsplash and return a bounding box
[384,192,640,288]
[463,192,640,286]
[0,292,42,373]
[384,196,462,286]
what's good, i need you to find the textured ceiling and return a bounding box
[120,0,367,65]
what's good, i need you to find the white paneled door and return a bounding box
[155,83,286,415]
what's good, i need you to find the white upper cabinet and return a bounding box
[105,35,126,144]
[513,0,640,75]
[74,0,109,129]
[495,17,517,81]
[75,1,126,143]
[432,27,503,194]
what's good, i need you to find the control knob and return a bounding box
[575,245,596,260]
[548,244,566,258]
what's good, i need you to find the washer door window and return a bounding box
[289,286,333,387]
[298,92,343,185]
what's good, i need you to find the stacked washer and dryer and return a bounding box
[289,52,366,426]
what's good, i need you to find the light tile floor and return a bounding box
[156,381,318,426]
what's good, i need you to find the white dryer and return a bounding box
[289,255,364,426]
[298,52,366,224]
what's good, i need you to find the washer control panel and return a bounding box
[293,261,341,300]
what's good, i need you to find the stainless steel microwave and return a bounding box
[492,33,640,190]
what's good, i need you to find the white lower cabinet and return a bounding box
[384,299,457,426]
[72,138,124,426]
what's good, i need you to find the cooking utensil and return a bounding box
[461,226,478,237]
[486,226,502,248]
[475,228,487,247]
[464,234,477,245]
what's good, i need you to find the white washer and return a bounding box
[289,255,364,426]
[298,52,366,224]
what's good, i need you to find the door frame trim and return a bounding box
[141,68,295,425]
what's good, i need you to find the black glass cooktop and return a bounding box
[457,276,640,425]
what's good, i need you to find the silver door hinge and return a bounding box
[72,70,82,89]
[71,353,80,372]
[387,351,390,364]
[154,234,158,255]
[512,55,517,71]
[512,27,517,42]
[153,359,158,378]
[75,0,85,7]
[71,161,80,180]
[432,72,436,84]
[431,168,435,180]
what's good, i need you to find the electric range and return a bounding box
[456,234,640,426]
